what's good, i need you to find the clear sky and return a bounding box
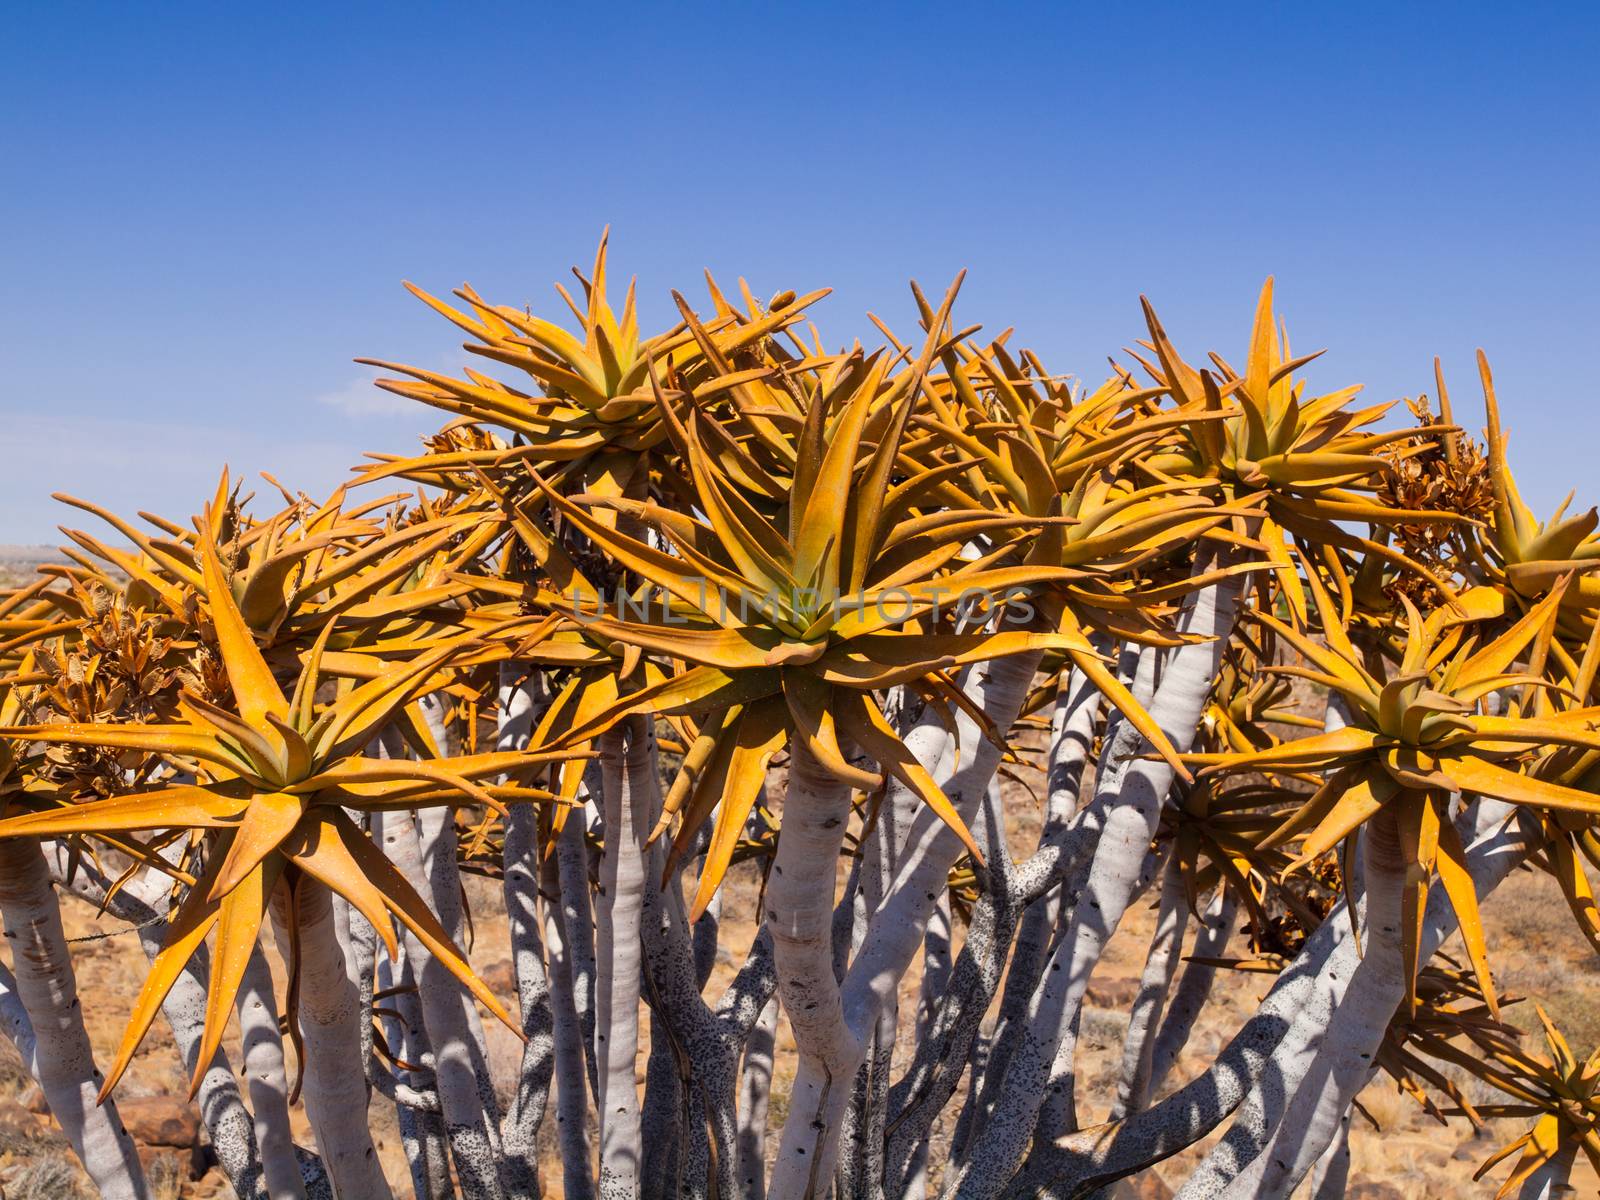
[2,2,1596,543]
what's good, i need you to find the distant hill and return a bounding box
[0,544,69,566]
[0,544,71,586]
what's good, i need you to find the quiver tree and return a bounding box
[0,240,1598,1200]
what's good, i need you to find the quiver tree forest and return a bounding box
[4,238,1600,1200]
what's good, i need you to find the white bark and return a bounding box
[738,996,780,1200]
[50,839,278,1198]
[273,877,394,1200]
[1308,1109,1351,1199]
[886,719,1112,1196]
[595,715,653,1198]
[949,575,1243,1199]
[915,891,953,1042]
[497,665,555,1198]
[377,947,453,1200]
[1144,887,1237,1101]
[559,783,600,1098]
[1213,811,1407,1200]
[237,944,309,1199]
[1516,1143,1577,1200]
[0,958,39,1076]
[377,807,505,1200]
[542,841,596,1200]
[766,738,861,1199]
[1180,800,1531,1199]
[119,862,265,1199]
[1111,856,1189,1118]
[417,805,499,1105]
[0,838,149,1200]
[846,648,1043,1046]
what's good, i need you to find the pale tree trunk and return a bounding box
[1212,809,1408,1200]
[766,738,860,1198]
[559,782,600,1098]
[120,862,266,1199]
[377,948,454,1200]
[1021,667,1104,961]
[595,715,654,1198]
[0,958,39,1078]
[900,892,951,1200]
[949,574,1244,1199]
[0,838,149,1200]
[846,647,1043,1040]
[237,944,311,1199]
[48,838,279,1198]
[273,877,395,1200]
[640,1004,682,1200]
[967,648,1154,1143]
[1144,887,1237,1101]
[885,726,1112,1197]
[1176,801,1531,1199]
[1009,893,1362,1199]
[497,665,555,1198]
[915,895,953,1044]
[838,760,916,1200]
[1308,1109,1351,1199]
[1516,1143,1577,1200]
[639,855,779,1200]
[335,893,378,1092]
[541,843,596,1200]
[888,668,1103,1192]
[377,807,505,1200]
[50,841,321,1199]
[738,996,780,1200]
[1023,806,1523,1196]
[417,806,501,1113]
[1214,813,1399,1199]
[1111,856,1189,1118]
[771,642,1045,1196]
[501,795,553,1198]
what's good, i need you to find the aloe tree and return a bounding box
[6,245,1600,1200]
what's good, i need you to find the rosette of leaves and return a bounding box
[358,233,828,500]
[1131,280,1474,610]
[1462,352,1600,627]
[1188,568,1600,1013]
[49,472,505,687]
[1454,1007,1600,1197]
[0,517,568,1099]
[519,288,1180,917]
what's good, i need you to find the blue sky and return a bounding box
[2,2,1596,542]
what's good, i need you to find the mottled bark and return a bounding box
[378,948,454,1200]
[738,997,779,1200]
[595,716,653,1198]
[952,575,1243,1198]
[1175,803,1531,1199]
[1144,887,1237,1102]
[378,808,504,1199]
[1308,1109,1350,1200]
[275,878,394,1200]
[0,838,149,1200]
[497,665,555,1198]
[766,739,860,1198]
[541,843,596,1200]
[1111,858,1189,1118]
